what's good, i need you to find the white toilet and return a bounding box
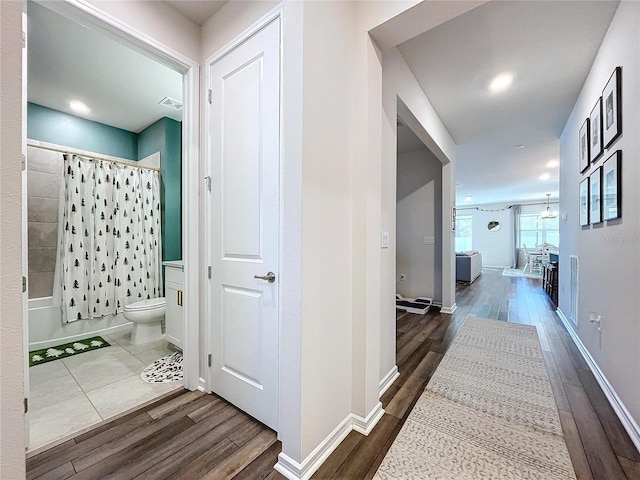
[123,297,166,345]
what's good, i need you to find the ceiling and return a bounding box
[164,0,227,26]
[27,1,183,133]
[396,0,620,206]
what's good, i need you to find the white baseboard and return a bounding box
[441,303,457,315]
[379,366,399,398]
[275,414,353,480]
[557,308,640,453]
[352,401,384,435]
[274,402,385,479]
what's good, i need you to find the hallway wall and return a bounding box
[559,0,640,435]
[396,148,443,300]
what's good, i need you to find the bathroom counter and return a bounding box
[163,260,184,271]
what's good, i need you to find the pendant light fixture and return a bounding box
[541,193,557,219]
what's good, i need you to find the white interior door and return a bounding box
[207,19,280,430]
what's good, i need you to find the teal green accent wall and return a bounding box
[27,103,138,160]
[138,118,182,261]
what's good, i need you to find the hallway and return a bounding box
[26,269,640,479]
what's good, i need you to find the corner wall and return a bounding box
[559,0,640,433]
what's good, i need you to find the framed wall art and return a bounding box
[603,66,622,149]
[589,97,603,163]
[579,118,590,173]
[602,150,621,221]
[589,167,602,224]
[579,178,589,226]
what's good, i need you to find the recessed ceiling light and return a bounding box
[489,72,514,93]
[69,100,90,115]
[513,144,525,150]
[464,196,473,202]
[546,159,559,168]
[539,173,550,181]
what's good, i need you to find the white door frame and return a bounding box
[203,7,283,424]
[23,0,201,394]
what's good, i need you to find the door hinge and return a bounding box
[208,89,212,104]
[24,398,28,414]
[21,154,26,171]
[22,276,26,293]
[207,266,212,279]
[208,354,212,367]
[204,176,211,192]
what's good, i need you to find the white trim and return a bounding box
[275,414,353,480]
[352,401,384,435]
[557,308,640,453]
[379,366,399,398]
[181,65,200,392]
[203,6,284,67]
[274,401,385,480]
[441,303,457,315]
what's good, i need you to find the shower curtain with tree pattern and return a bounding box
[59,154,162,323]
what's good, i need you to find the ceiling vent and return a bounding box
[158,96,183,111]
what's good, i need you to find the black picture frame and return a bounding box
[590,97,603,163]
[579,178,589,226]
[603,66,622,149]
[579,118,590,173]
[602,150,622,221]
[589,167,602,224]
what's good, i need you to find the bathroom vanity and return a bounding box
[163,261,184,349]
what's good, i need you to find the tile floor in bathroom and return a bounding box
[28,330,181,451]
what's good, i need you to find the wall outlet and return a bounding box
[399,274,406,281]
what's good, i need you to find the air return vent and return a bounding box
[569,255,578,326]
[158,96,183,111]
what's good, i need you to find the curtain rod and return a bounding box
[27,139,161,172]
[456,200,559,212]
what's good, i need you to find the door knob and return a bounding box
[254,272,276,283]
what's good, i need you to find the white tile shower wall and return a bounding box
[27,146,63,298]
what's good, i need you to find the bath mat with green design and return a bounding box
[29,336,111,367]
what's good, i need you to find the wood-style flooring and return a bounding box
[27,269,640,479]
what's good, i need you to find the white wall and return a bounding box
[1,2,26,478]
[457,205,514,268]
[559,0,640,429]
[299,0,357,459]
[396,148,443,300]
[86,0,200,62]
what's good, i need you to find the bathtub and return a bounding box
[28,297,133,350]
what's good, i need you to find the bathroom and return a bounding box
[26,0,186,450]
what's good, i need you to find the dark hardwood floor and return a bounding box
[27,269,640,479]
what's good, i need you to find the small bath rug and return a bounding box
[141,352,183,383]
[29,336,111,367]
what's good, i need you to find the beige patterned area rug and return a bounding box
[375,316,576,480]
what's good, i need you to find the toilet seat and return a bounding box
[124,297,165,312]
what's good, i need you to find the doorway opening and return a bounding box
[24,0,197,451]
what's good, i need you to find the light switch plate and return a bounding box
[381,231,389,248]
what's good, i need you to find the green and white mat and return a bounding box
[29,336,110,367]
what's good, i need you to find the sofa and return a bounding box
[456,252,482,283]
